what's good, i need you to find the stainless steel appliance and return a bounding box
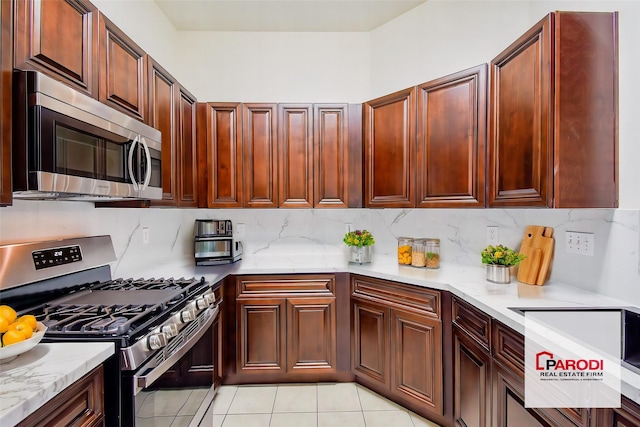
[0,236,220,426]
[12,71,162,200]
[194,219,243,265]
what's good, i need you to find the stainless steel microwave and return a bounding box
[12,71,162,201]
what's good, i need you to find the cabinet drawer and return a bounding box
[351,275,440,318]
[452,297,491,349]
[492,321,525,374]
[237,274,335,297]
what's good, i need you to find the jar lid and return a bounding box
[397,237,414,242]
[426,238,440,243]
[412,238,427,243]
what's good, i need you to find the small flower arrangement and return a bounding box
[343,229,375,247]
[481,244,526,267]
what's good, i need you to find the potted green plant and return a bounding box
[343,229,375,264]
[481,244,526,283]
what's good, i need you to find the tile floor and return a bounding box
[197,383,442,427]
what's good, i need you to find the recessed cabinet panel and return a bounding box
[243,104,278,208]
[454,328,491,427]
[99,13,146,121]
[287,297,336,373]
[278,104,313,208]
[417,65,486,207]
[352,300,389,386]
[203,103,243,208]
[314,104,349,208]
[14,0,98,96]
[177,86,198,206]
[364,87,416,208]
[238,299,286,373]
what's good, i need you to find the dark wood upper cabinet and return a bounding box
[313,104,350,208]
[13,0,98,97]
[364,87,416,208]
[147,57,177,205]
[98,13,146,122]
[1,0,12,207]
[176,85,198,207]
[278,104,313,208]
[489,11,618,208]
[243,103,278,208]
[417,65,487,208]
[201,103,243,208]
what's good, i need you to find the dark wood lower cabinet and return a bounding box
[493,361,549,427]
[352,299,389,388]
[453,326,491,427]
[17,365,105,427]
[596,396,640,427]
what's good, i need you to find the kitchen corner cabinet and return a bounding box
[351,275,444,422]
[364,87,416,208]
[242,104,279,208]
[417,64,487,208]
[16,365,105,427]
[488,11,618,208]
[200,102,243,208]
[1,0,12,207]
[98,13,146,122]
[13,0,98,97]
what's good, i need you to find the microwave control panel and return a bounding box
[32,245,83,270]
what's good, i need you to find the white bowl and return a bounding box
[0,322,47,364]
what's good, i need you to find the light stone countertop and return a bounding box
[0,342,114,427]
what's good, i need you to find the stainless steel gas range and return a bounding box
[0,235,221,426]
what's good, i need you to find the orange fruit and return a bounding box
[0,317,8,334]
[10,322,33,339]
[17,315,37,331]
[2,329,26,346]
[0,305,17,324]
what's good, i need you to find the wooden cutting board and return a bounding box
[517,225,554,285]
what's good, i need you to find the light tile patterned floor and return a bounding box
[198,383,441,427]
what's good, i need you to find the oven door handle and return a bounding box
[133,304,219,394]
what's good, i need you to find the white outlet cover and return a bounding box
[565,231,594,256]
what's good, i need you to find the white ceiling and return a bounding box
[154,0,428,32]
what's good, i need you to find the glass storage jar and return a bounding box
[411,238,427,267]
[425,238,440,269]
[397,237,413,265]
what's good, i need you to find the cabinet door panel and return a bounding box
[14,0,98,96]
[454,328,491,427]
[417,65,486,208]
[243,104,278,208]
[278,104,313,208]
[177,86,198,206]
[205,103,243,208]
[237,299,286,373]
[364,87,416,207]
[489,16,552,207]
[287,297,336,373]
[147,58,177,205]
[493,363,549,427]
[314,104,349,208]
[99,13,146,121]
[391,309,443,415]
[352,299,389,387]
[1,0,12,206]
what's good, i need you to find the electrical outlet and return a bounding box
[345,223,354,234]
[236,223,246,237]
[565,231,594,256]
[487,226,499,245]
[142,227,149,245]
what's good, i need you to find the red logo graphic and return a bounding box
[535,351,604,371]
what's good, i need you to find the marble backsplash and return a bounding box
[1,201,638,305]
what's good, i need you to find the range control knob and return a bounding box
[195,297,210,310]
[203,293,216,306]
[161,324,178,338]
[180,308,196,323]
[147,333,168,351]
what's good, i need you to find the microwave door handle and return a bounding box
[140,137,152,189]
[127,135,140,191]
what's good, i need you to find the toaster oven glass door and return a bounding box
[195,240,231,258]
